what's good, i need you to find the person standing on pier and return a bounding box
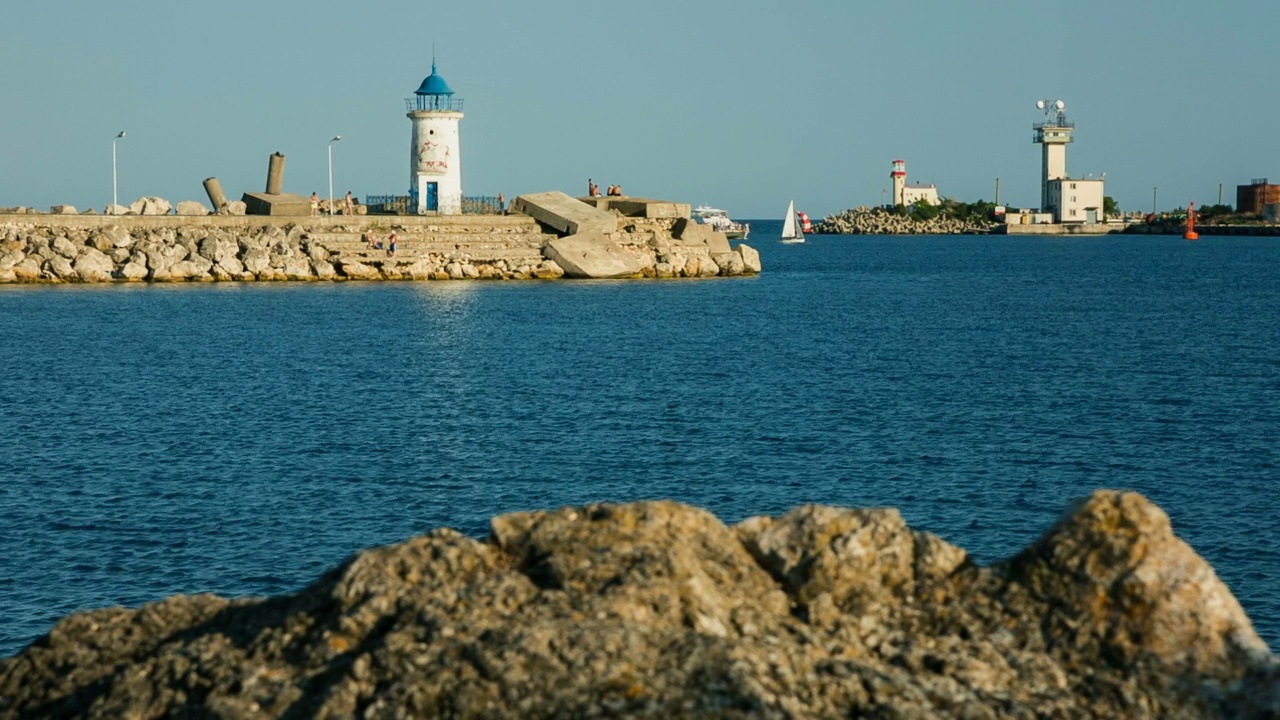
[343,191,354,216]
[386,229,398,257]
[310,192,320,216]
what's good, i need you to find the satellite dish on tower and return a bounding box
[1055,100,1066,110]
[1036,100,1045,109]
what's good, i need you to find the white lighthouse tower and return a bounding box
[406,58,464,214]
[1033,99,1073,214]
[890,159,906,206]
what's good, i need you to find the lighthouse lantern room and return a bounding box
[406,58,464,214]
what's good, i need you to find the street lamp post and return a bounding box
[328,135,342,216]
[1153,186,1158,216]
[112,131,126,214]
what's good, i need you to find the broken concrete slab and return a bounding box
[512,191,616,236]
[543,232,654,279]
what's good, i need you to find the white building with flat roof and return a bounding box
[1047,178,1105,224]
[902,183,940,207]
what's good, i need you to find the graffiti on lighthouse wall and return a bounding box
[416,137,450,175]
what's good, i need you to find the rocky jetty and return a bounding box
[1,491,1274,718]
[0,214,757,284]
[815,206,996,235]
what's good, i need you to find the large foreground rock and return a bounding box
[0,490,1274,718]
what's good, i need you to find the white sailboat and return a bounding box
[780,200,805,243]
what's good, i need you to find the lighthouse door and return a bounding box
[426,182,439,212]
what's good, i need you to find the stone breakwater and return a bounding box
[0,213,759,284]
[1,491,1275,718]
[815,206,996,235]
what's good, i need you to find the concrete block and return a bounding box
[607,199,689,219]
[242,192,313,216]
[672,218,731,254]
[511,191,616,236]
[543,232,654,279]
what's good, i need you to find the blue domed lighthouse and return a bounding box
[406,58,464,214]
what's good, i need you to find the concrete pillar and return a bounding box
[203,177,228,210]
[266,153,285,195]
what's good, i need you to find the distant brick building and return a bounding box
[1236,179,1280,214]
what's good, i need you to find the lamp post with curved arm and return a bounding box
[328,135,342,216]
[112,131,126,214]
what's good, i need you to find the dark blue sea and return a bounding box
[2,223,1277,657]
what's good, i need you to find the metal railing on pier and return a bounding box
[364,195,504,215]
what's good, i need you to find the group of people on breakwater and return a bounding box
[361,229,398,256]
[586,178,624,197]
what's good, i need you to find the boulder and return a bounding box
[175,200,211,216]
[736,244,761,274]
[104,204,131,216]
[51,236,79,259]
[531,260,565,279]
[100,226,135,249]
[312,260,337,280]
[340,262,379,280]
[241,248,270,275]
[0,249,23,271]
[73,248,116,282]
[12,257,41,281]
[198,235,238,264]
[49,205,78,215]
[215,257,245,277]
[45,255,74,279]
[544,233,653,279]
[118,261,149,281]
[221,200,247,216]
[282,257,313,281]
[130,197,172,216]
[712,251,744,276]
[0,492,1273,718]
[403,259,435,280]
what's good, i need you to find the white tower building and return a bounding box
[406,59,464,215]
[890,160,906,206]
[1033,99,1073,214]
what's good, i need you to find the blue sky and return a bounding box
[1,0,1274,218]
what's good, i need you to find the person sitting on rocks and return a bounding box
[363,230,378,249]
[588,179,600,197]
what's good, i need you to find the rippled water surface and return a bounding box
[1,227,1277,655]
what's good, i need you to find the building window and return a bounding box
[1070,183,1077,189]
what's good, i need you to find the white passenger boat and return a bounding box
[692,205,750,240]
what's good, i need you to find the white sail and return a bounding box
[780,200,805,243]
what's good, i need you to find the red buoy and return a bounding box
[1184,202,1199,241]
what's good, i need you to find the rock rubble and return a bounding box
[815,206,997,235]
[0,490,1274,718]
[0,217,758,284]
